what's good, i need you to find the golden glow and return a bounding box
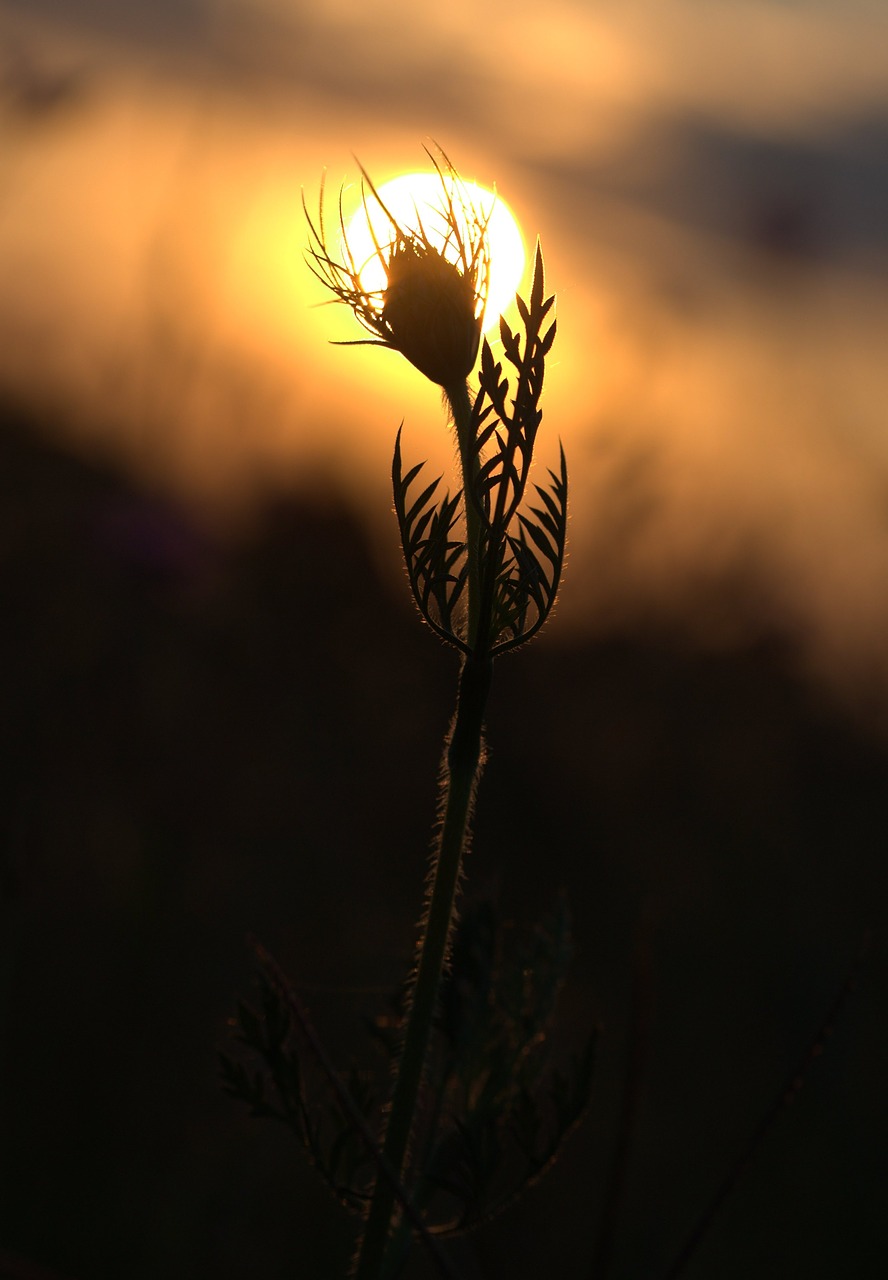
[343,173,525,331]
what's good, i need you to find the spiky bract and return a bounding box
[304,149,491,387]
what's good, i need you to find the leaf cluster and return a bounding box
[393,245,567,656]
[392,436,468,651]
[221,903,595,1252]
[219,969,379,1213]
[415,899,597,1235]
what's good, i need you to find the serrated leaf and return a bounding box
[520,515,557,562]
[393,431,470,650]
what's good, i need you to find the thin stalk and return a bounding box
[662,940,867,1280]
[354,381,492,1280]
[354,654,491,1279]
[446,380,483,649]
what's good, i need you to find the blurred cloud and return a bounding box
[5,1,888,145]
[1,0,888,716]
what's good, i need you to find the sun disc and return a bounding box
[343,172,525,331]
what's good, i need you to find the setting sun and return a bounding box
[343,172,525,330]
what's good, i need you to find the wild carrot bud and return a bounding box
[382,235,482,386]
[304,149,490,388]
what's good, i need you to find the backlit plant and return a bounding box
[221,147,590,1280]
[217,146,866,1280]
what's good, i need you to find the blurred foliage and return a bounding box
[220,900,596,1255]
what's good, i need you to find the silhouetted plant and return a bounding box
[221,146,864,1280]
[221,147,589,1279]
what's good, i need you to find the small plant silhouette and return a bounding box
[221,147,590,1278]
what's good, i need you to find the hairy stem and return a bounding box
[446,380,483,650]
[354,376,493,1279]
[354,652,491,1280]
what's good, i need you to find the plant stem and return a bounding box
[354,383,492,1279]
[446,380,483,649]
[354,653,491,1280]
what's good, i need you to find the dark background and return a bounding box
[1,398,885,1279]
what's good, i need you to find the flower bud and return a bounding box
[381,237,482,387]
[304,151,490,388]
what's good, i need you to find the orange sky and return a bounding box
[2,0,888,714]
